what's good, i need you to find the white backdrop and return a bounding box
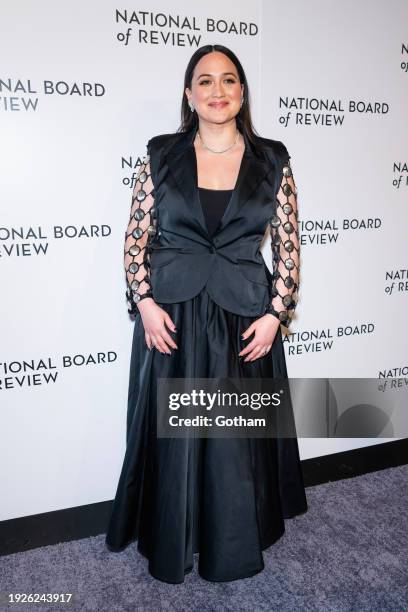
[0,0,407,521]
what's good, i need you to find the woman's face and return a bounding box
[185,51,244,126]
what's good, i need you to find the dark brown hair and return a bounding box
[178,44,264,152]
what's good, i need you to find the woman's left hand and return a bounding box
[239,314,281,362]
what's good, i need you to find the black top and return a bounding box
[198,187,233,237]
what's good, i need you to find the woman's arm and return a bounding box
[123,143,177,354]
[265,157,300,329]
[124,145,157,315]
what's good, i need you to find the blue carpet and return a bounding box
[1,464,407,611]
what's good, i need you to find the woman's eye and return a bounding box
[198,79,236,85]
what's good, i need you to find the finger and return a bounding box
[160,327,178,350]
[241,322,256,340]
[259,344,270,357]
[244,350,264,363]
[164,313,177,334]
[244,345,266,362]
[145,332,153,350]
[239,339,257,357]
[150,333,161,352]
[155,334,171,354]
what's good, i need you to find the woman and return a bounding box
[105,44,308,583]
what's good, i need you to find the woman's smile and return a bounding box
[208,101,229,108]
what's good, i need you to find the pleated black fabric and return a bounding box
[105,287,308,583]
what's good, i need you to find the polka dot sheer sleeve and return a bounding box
[264,158,300,329]
[124,147,157,315]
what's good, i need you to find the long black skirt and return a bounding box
[105,288,308,583]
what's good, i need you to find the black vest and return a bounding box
[147,126,289,317]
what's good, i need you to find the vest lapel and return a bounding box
[165,125,273,239]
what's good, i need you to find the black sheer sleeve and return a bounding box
[264,157,300,329]
[124,145,157,315]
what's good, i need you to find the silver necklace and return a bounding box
[197,129,240,154]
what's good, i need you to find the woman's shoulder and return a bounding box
[147,131,183,151]
[255,134,290,162]
[145,132,183,178]
[146,132,185,168]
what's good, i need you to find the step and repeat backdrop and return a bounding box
[0,0,407,520]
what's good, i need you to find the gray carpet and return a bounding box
[1,465,407,612]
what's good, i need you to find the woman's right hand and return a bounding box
[137,298,178,354]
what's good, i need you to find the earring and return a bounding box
[188,100,195,112]
[240,97,244,108]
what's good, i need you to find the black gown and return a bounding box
[105,182,308,584]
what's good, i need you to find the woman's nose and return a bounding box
[211,82,225,96]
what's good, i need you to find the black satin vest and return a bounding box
[147,125,290,317]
